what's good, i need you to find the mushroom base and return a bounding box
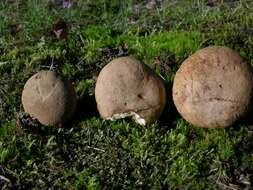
[107,112,146,126]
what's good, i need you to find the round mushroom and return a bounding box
[22,70,76,126]
[173,46,253,128]
[95,56,166,126]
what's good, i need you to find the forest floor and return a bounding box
[0,0,253,189]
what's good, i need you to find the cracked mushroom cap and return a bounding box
[173,46,253,128]
[22,70,76,126]
[95,56,166,126]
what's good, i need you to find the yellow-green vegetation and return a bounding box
[0,0,253,189]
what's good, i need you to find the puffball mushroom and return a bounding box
[22,70,76,126]
[173,46,253,128]
[95,56,166,126]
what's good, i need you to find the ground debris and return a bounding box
[0,165,13,189]
[16,112,42,133]
[97,43,129,60]
[208,173,252,190]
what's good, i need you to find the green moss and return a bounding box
[0,0,253,189]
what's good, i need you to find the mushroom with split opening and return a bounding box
[95,56,166,126]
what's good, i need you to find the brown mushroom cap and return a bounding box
[95,56,166,125]
[173,46,253,128]
[22,70,76,126]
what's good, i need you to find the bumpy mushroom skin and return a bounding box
[95,56,166,125]
[22,70,76,126]
[173,46,253,128]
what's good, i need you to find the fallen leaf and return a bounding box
[52,18,68,40]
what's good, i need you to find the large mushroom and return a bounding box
[173,46,253,128]
[95,56,166,126]
[22,70,76,126]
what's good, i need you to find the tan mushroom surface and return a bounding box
[22,70,76,126]
[95,56,166,126]
[173,46,253,128]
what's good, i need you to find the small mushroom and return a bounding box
[95,56,166,126]
[173,46,253,128]
[22,70,76,126]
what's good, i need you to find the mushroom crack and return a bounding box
[37,81,60,102]
[36,85,42,100]
[132,104,161,113]
[111,104,161,117]
[208,97,241,103]
[191,74,194,103]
